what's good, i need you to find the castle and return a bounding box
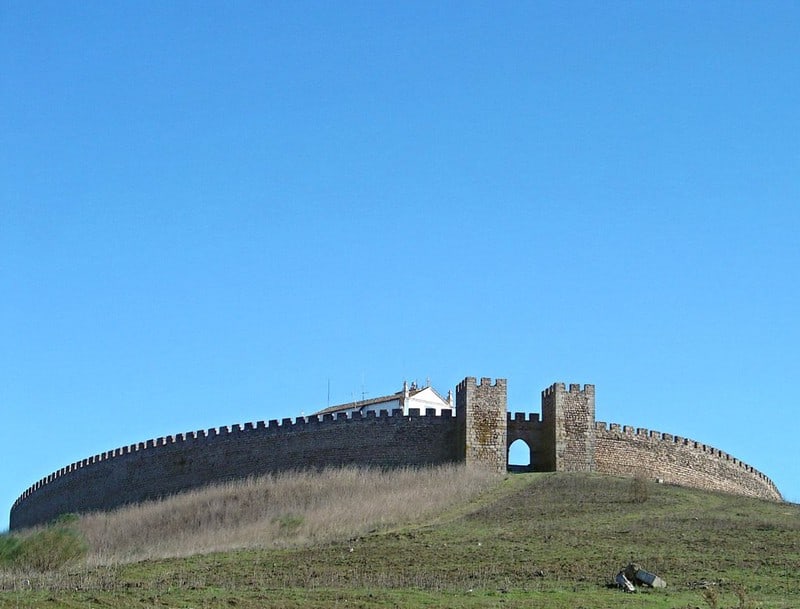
[9,377,781,530]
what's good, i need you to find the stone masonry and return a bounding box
[541,383,595,472]
[9,376,781,530]
[456,377,507,472]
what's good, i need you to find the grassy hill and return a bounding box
[2,467,799,608]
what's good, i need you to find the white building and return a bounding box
[315,381,453,417]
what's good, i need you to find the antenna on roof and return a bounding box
[327,378,330,408]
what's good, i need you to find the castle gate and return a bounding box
[507,413,544,472]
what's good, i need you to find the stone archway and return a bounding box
[507,438,533,472]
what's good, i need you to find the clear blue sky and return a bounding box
[2,2,799,530]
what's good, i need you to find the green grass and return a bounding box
[0,517,86,573]
[2,471,799,608]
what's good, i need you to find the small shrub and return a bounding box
[701,585,719,609]
[732,583,755,609]
[0,534,22,566]
[15,526,87,572]
[54,513,80,526]
[630,475,650,503]
[274,514,304,532]
[699,582,757,609]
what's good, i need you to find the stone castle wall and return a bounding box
[9,376,782,530]
[10,409,460,530]
[593,422,780,501]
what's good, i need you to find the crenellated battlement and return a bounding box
[10,375,782,529]
[509,412,541,423]
[542,382,595,399]
[595,421,780,500]
[456,376,506,395]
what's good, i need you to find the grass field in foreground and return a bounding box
[2,470,799,608]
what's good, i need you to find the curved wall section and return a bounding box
[11,377,784,530]
[594,423,780,501]
[11,409,458,530]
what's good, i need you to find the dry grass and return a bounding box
[75,465,499,565]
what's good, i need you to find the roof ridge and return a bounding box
[314,389,404,416]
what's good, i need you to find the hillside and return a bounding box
[2,468,799,608]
